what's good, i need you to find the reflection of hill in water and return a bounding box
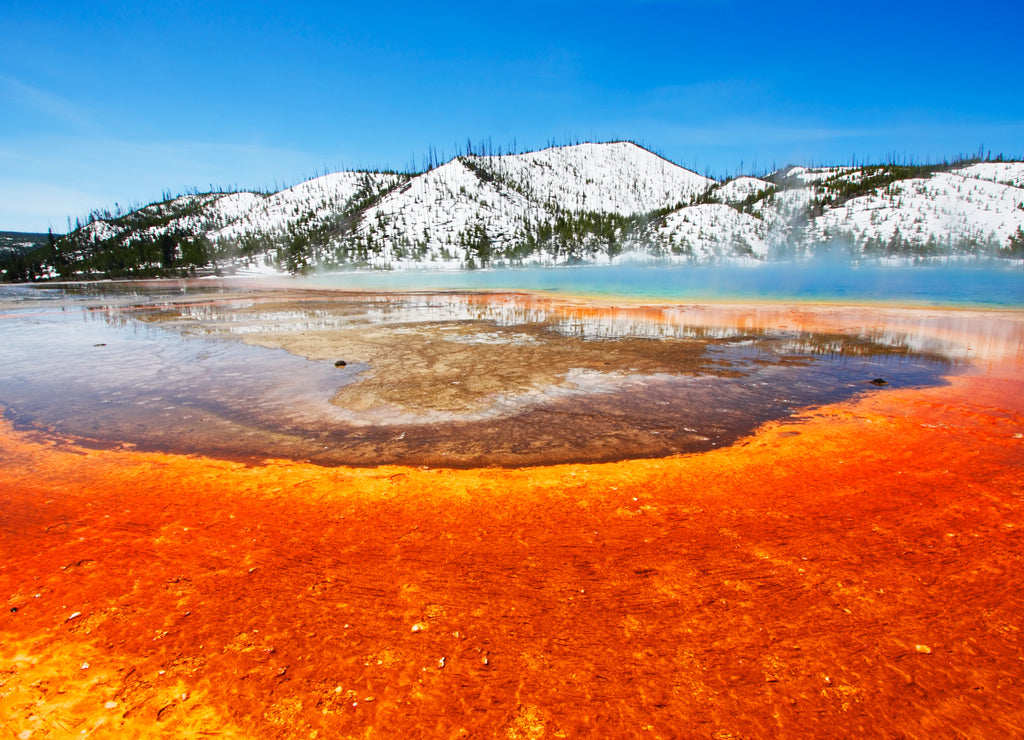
[1,283,1017,467]
[147,290,969,364]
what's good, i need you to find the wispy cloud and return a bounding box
[0,76,96,131]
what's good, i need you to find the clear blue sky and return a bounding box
[3,0,1022,232]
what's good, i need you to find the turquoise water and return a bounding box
[305,262,1024,307]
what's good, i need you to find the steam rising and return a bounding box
[303,258,1023,308]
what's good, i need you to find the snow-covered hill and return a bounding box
[708,176,772,204]
[79,192,264,245]
[33,143,1024,279]
[211,171,405,243]
[953,162,1024,188]
[334,142,714,269]
[472,142,713,213]
[345,158,541,268]
[812,171,1024,252]
[655,205,768,260]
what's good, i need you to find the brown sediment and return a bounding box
[132,292,729,415]
[47,289,969,467]
[122,290,955,414]
[245,316,719,415]
[2,335,1023,737]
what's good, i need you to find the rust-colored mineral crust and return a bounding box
[1,302,1023,738]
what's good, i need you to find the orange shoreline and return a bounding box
[2,295,1024,738]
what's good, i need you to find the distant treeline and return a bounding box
[4,149,1024,282]
[0,231,59,282]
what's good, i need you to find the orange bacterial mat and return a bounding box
[1,294,1023,739]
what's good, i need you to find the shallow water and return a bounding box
[0,282,994,466]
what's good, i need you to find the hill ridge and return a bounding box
[5,142,1023,280]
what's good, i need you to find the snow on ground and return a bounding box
[346,158,543,267]
[781,165,857,185]
[755,187,815,236]
[477,142,714,214]
[812,172,1024,248]
[343,142,720,267]
[953,162,1024,189]
[204,259,287,278]
[59,143,1024,271]
[130,193,265,243]
[212,172,402,242]
[714,177,772,203]
[205,192,265,225]
[82,219,121,242]
[656,204,769,259]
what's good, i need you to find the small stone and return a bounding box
[869,378,889,386]
[80,662,90,670]
[67,611,82,621]
[334,360,347,367]
[915,644,932,654]
[438,657,446,669]
[364,696,374,703]
[411,622,427,633]
[105,701,118,709]
[10,607,16,613]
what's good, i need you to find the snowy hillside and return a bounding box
[211,171,405,243]
[953,162,1024,188]
[708,176,773,204]
[812,172,1024,252]
[330,142,717,269]
[655,205,768,260]
[24,143,1024,280]
[344,158,541,268]
[470,142,713,214]
[79,192,264,245]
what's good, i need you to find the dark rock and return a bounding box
[334,360,347,367]
[869,378,889,386]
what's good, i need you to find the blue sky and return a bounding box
[3,0,1022,232]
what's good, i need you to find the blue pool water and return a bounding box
[305,261,1024,307]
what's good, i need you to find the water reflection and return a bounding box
[137,291,976,366]
[1,282,1020,467]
